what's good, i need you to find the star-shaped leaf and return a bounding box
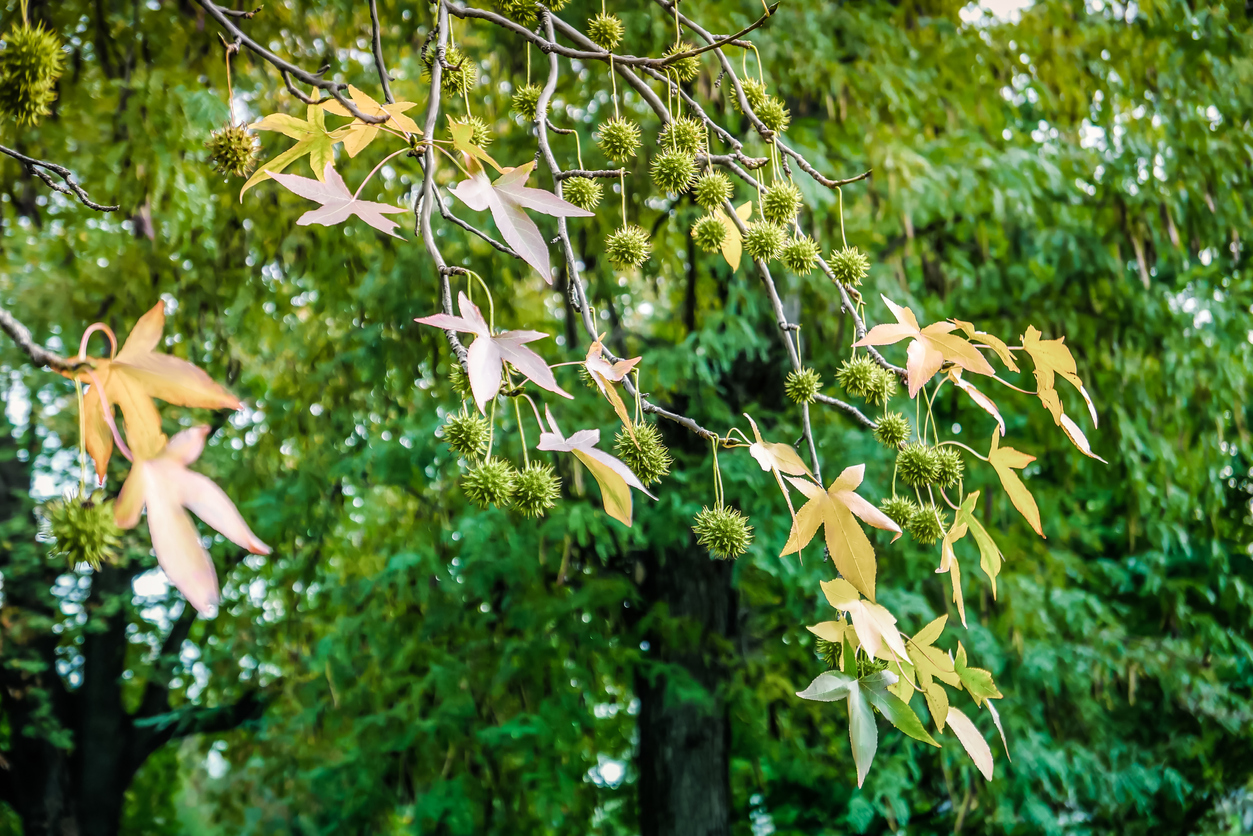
[321,85,422,157]
[855,295,995,398]
[449,118,502,173]
[448,160,593,282]
[713,200,753,271]
[948,369,1005,435]
[781,465,901,601]
[745,413,812,531]
[76,304,241,475]
[945,706,993,780]
[585,337,640,432]
[270,162,408,239]
[415,291,571,413]
[988,430,1043,537]
[955,643,1003,706]
[242,103,345,198]
[820,578,908,663]
[952,491,1003,598]
[1021,324,1097,426]
[951,318,1019,372]
[536,406,655,526]
[114,427,270,616]
[905,615,960,731]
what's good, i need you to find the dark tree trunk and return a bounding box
[634,543,737,836]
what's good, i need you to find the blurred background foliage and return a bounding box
[0,0,1251,833]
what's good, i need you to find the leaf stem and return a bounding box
[939,439,989,462]
[352,147,410,200]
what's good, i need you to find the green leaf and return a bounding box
[862,671,939,746]
[955,643,1002,706]
[847,681,878,788]
[953,491,1004,598]
[795,669,857,702]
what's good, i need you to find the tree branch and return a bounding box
[131,689,267,764]
[0,303,89,373]
[0,145,118,212]
[368,0,395,104]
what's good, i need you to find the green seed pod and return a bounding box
[511,83,544,122]
[933,446,964,489]
[614,422,673,487]
[563,176,603,211]
[421,44,477,96]
[836,355,879,400]
[462,457,518,508]
[880,495,918,528]
[650,149,697,194]
[497,0,539,25]
[597,116,641,160]
[815,637,840,669]
[907,503,948,545]
[734,77,768,112]
[867,366,898,405]
[40,492,122,570]
[658,115,707,156]
[546,0,571,9]
[449,363,472,400]
[692,171,733,210]
[587,13,625,51]
[513,462,561,518]
[829,245,871,287]
[757,96,791,133]
[692,505,753,559]
[762,181,803,225]
[785,367,822,405]
[781,235,820,275]
[691,214,727,253]
[579,365,601,390]
[663,41,701,83]
[605,224,651,267]
[897,442,940,488]
[0,21,64,127]
[743,221,786,262]
[442,411,490,461]
[450,115,492,148]
[873,412,911,449]
[205,125,259,178]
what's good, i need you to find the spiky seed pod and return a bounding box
[692,505,753,559]
[933,446,964,489]
[596,117,641,160]
[733,77,768,112]
[513,462,561,518]
[743,221,786,262]
[562,176,603,211]
[692,171,733,210]
[205,125,259,178]
[867,367,899,405]
[462,457,518,508]
[762,181,803,225]
[691,214,727,253]
[880,495,919,528]
[0,21,64,127]
[897,442,940,488]
[907,503,948,545]
[757,96,791,133]
[874,412,911,449]
[546,0,571,9]
[421,44,477,96]
[450,115,492,148]
[857,656,891,678]
[663,41,701,83]
[40,493,122,570]
[651,149,697,194]
[497,0,539,25]
[614,423,673,486]
[449,363,473,400]
[836,355,880,400]
[511,83,544,122]
[785,367,822,405]
[781,235,821,275]
[442,411,490,460]
[830,245,871,287]
[579,365,600,390]
[815,637,840,669]
[605,224,651,268]
[659,116,707,156]
[587,13,625,51]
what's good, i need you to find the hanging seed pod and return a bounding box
[563,176,603,211]
[693,171,733,210]
[512,462,561,518]
[907,503,947,545]
[650,149,697,194]
[743,221,786,262]
[880,495,918,528]
[691,214,727,253]
[897,443,940,488]
[614,423,673,487]
[692,505,753,559]
[781,235,821,275]
[762,181,803,225]
[206,125,259,178]
[596,117,641,160]
[40,492,122,570]
[587,13,625,51]
[873,412,911,449]
[605,225,652,267]
[785,368,822,404]
[462,457,518,508]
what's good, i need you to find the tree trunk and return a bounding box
[634,543,737,836]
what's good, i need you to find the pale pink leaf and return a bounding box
[946,706,994,780]
[269,162,406,239]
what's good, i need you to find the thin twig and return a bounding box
[658,3,780,66]
[0,304,89,373]
[368,0,395,104]
[0,145,118,212]
[554,168,624,181]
